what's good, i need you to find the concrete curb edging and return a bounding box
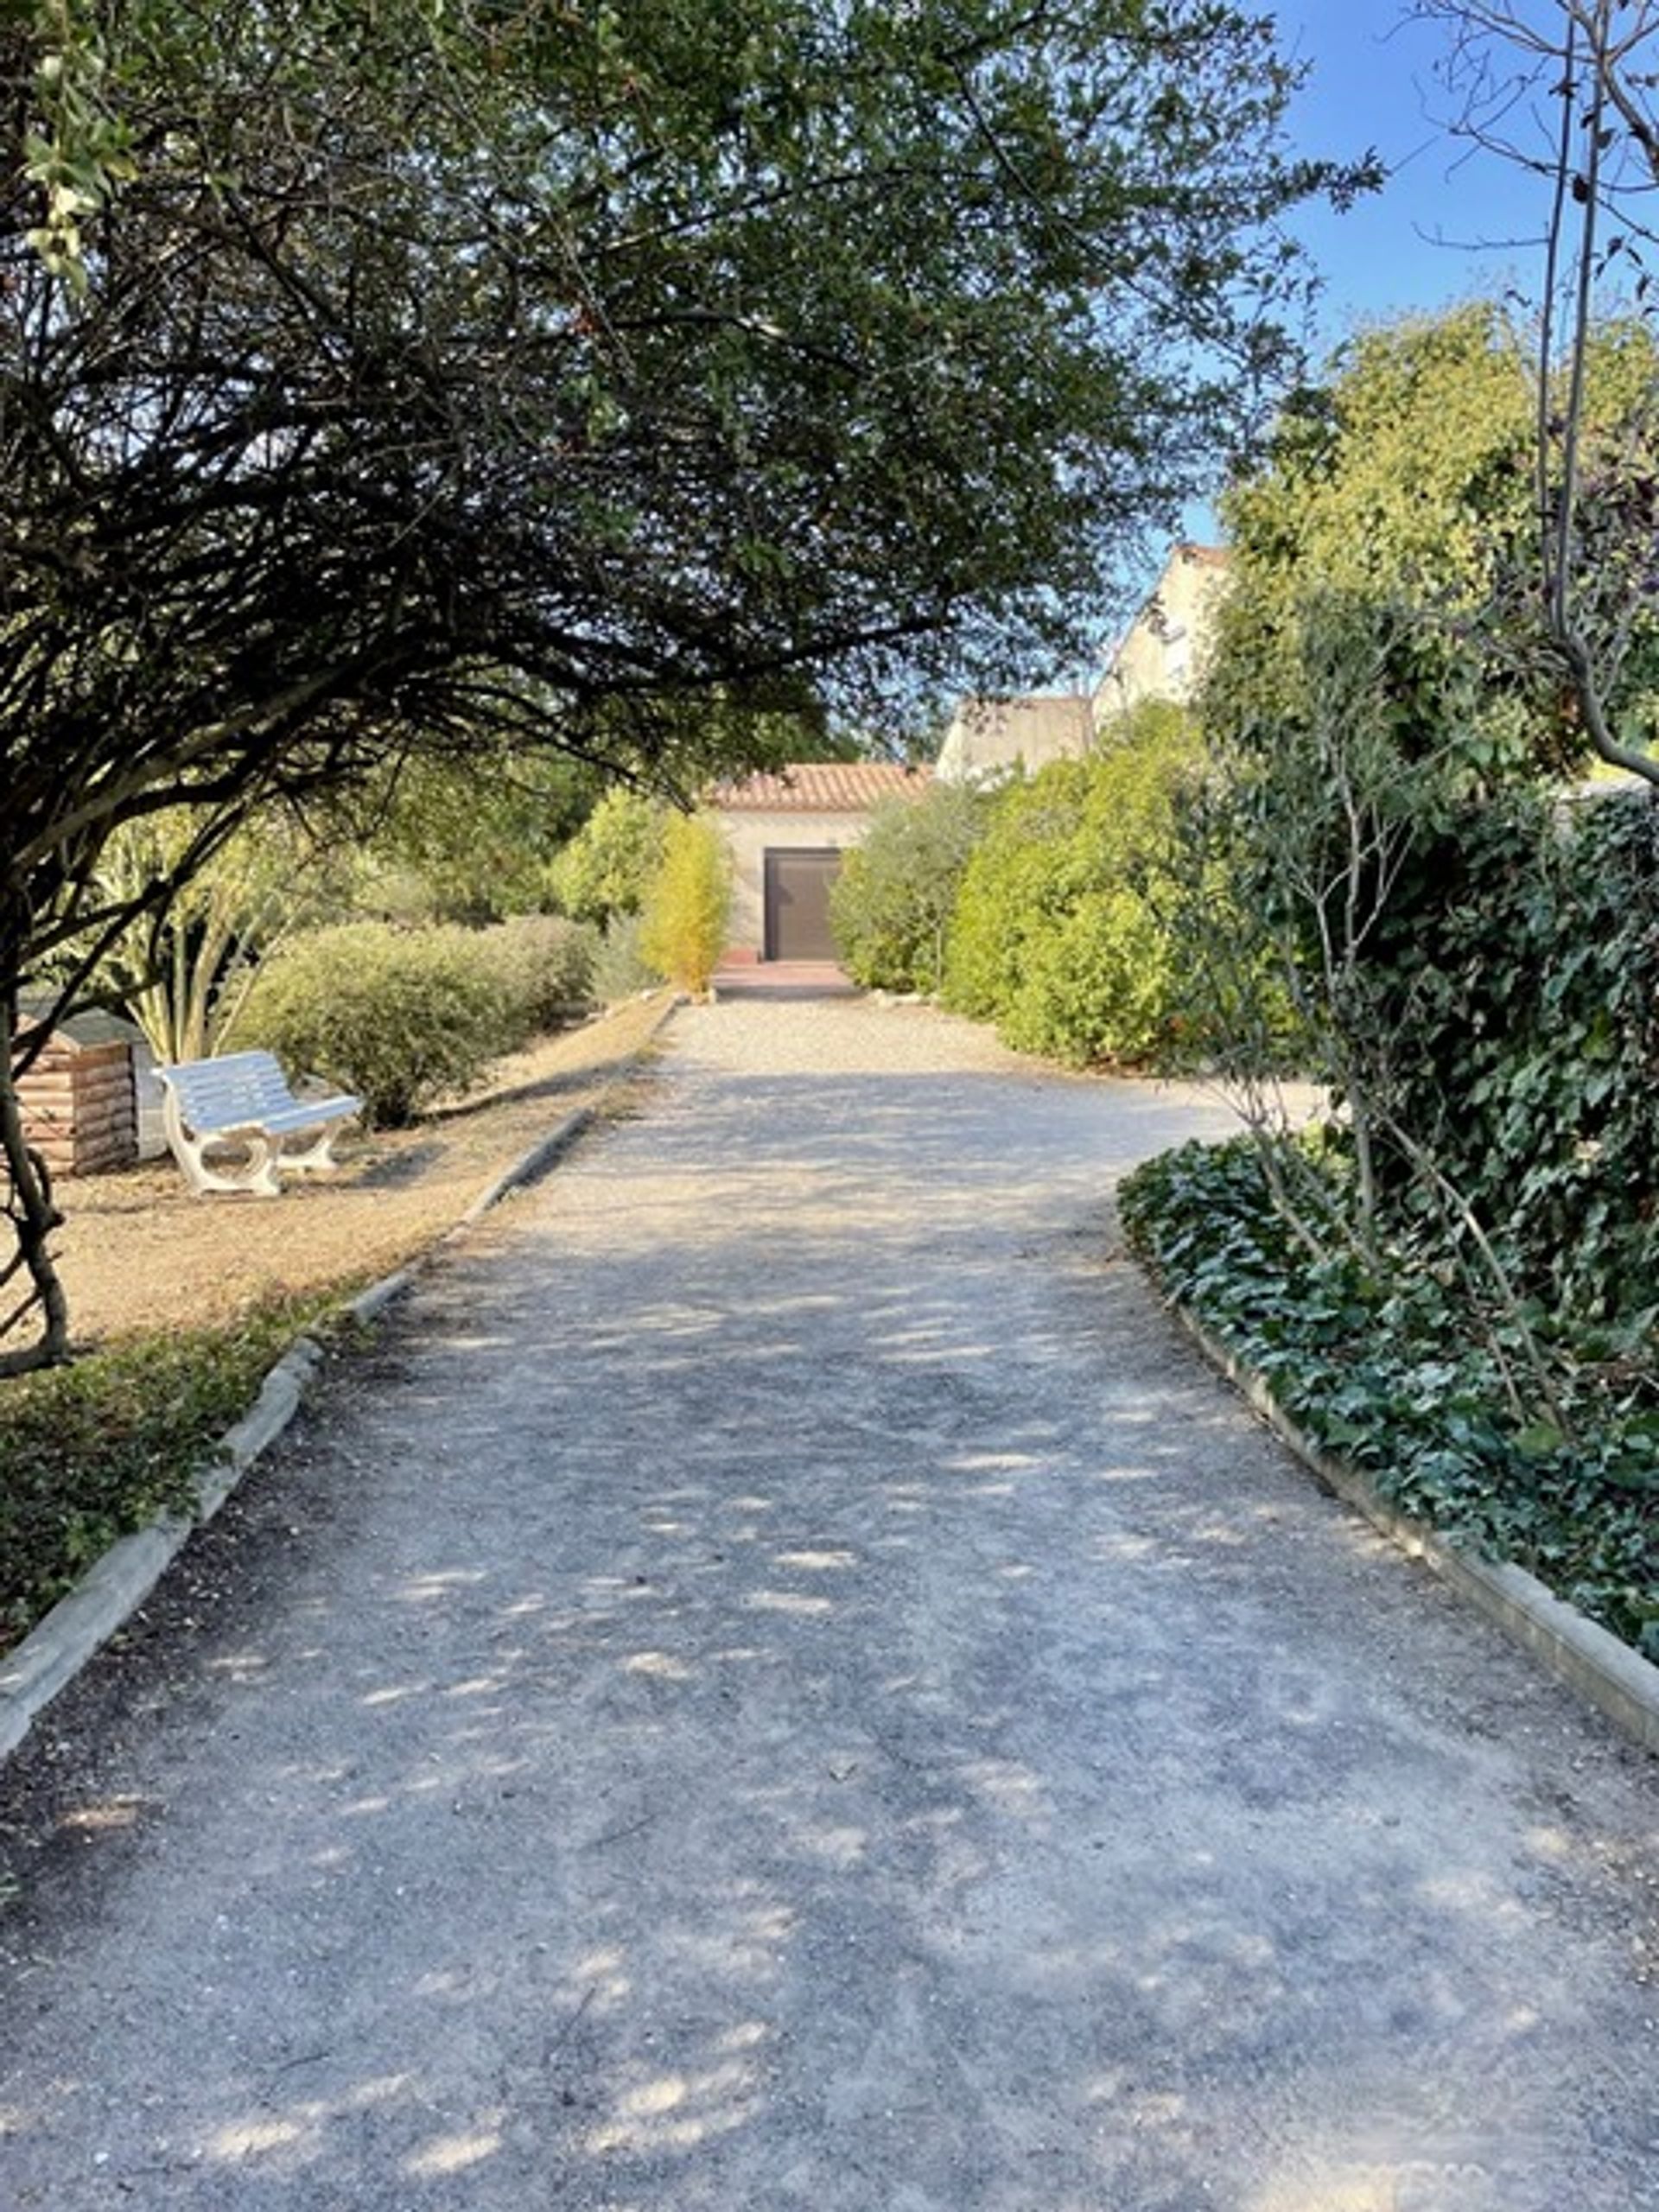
[454,1107,594,1232]
[0,992,686,1767]
[1171,1302,1659,1758]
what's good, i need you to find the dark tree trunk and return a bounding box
[0,989,70,1376]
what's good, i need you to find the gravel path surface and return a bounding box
[3,996,1656,2210]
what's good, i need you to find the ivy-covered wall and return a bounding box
[1364,785,1659,1325]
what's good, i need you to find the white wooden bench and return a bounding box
[156,1051,360,1198]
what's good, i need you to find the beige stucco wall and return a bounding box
[1095,550,1229,724]
[717,807,874,957]
[935,694,1093,785]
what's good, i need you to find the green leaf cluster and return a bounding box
[1122,1138,1659,1661]
[548,791,670,930]
[828,782,989,995]
[1357,786,1659,1325]
[1205,303,1659,780]
[943,702,1200,1065]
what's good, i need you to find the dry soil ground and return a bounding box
[46,992,671,1346]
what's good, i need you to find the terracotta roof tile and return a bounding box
[709,760,932,812]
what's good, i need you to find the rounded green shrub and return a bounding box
[476,914,599,1037]
[829,781,988,993]
[943,703,1198,1065]
[234,921,521,1126]
[548,788,667,926]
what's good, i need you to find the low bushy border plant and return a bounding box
[234,920,523,1126]
[477,914,599,1035]
[0,1296,339,1656]
[1121,1136,1659,1660]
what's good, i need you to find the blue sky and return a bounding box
[1166,3,1559,556]
[1276,1,1555,345]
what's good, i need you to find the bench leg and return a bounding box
[277,1125,350,1175]
[163,1096,284,1198]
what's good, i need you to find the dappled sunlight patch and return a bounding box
[1415,1870,1528,1923]
[883,1485,930,1516]
[961,1758,1052,1823]
[585,2059,759,2158]
[625,1649,694,1680]
[745,1589,833,1618]
[881,1341,995,1364]
[411,1961,498,2003]
[773,1548,856,1571]
[795,1821,868,1867]
[205,2114,311,2163]
[343,2075,416,2109]
[404,2121,504,2176]
[1243,2164,1494,2212]
[562,1947,633,2009]
[1124,2089,1187,2129]
[361,1681,429,1707]
[397,1569,487,1605]
[500,1591,550,1618]
[670,1899,796,1985]
[583,1573,662,1605]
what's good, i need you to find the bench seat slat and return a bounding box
[184,1096,359,1140]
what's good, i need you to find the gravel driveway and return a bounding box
[2,996,1656,2210]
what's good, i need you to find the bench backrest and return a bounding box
[158,1050,298,1129]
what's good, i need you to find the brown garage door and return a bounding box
[764,848,842,961]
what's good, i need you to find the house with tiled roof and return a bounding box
[708,760,932,963]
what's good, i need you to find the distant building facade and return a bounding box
[707,760,932,963]
[1092,543,1229,726]
[935,544,1230,784]
[934,691,1094,785]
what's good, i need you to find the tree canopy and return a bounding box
[1201,302,1659,781]
[0,0,1367,1365]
